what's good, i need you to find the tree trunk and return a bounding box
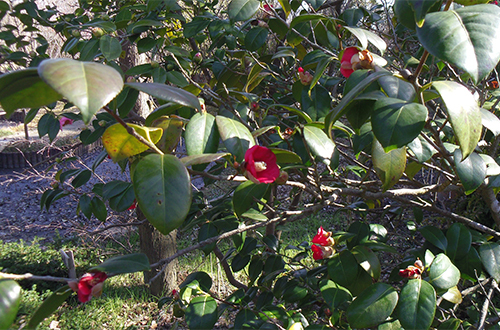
[137,208,177,296]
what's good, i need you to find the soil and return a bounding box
[0,119,134,243]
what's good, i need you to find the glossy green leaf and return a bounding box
[417,5,500,83]
[133,154,192,235]
[446,223,471,262]
[38,59,123,124]
[325,70,391,137]
[27,285,73,330]
[457,247,482,280]
[407,135,437,163]
[398,279,436,330]
[102,123,163,162]
[303,125,336,167]
[481,108,500,136]
[283,280,308,303]
[454,150,486,195]
[228,0,260,21]
[301,84,332,121]
[428,253,460,290]
[91,197,107,222]
[233,180,269,217]
[327,250,372,296]
[352,245,381,281]
[0,68,61,116]
[418,226,447,251]
[126,82,201,111]
[198,223,218,254]
[438,318,461,330]
[271,148,302,164]
[181,153,230,167]
[377,73,416,102]
[372,139,406,191]
[180,272,213,292]
[99,35,122,61]
[479,242,500,282]
[245,27,269,52]
[371,98,427,151]
[320,280,352,309]
[90,253,150,274]
[347,283,398,329]
[185,295,218,330]
[185,112,219,155]
[344,26,386,54]
[0,279,21,330]
[216,116,255,162]
[433,81,481,159]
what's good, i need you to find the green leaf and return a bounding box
[417,5,500,83]
[352,245,381,281]
[102,123,163,162]
[303,125,336,167]
[441,286,462,304]
[71,169,92,189]
[38,59,123,124]
[325,70,391,137]
[245,27,269,52]
[90,253,150,274]
[301,84,332,121]
[438,318,461,330]
[0,279,21,330]
[327,250,372,296]
[198,223,218,254]
[181,153,230,167]
[372,139,406,191]
[232,253,251,272]
[433,81,481,159]
[0,69,61,116]
[91,197,107,222]
[377,73,416,102]
[185,112,220,155]
[407,135,437,163]
[27,285,73,330]
[418,226,447,251]
[398,279,436,330]
[446,223,471,262]
[428,253,460,290]
[320,280,352,310]
[126,82,201,111]
[344,26,386,54]
[228,0,260,21]
[481,108,500,136]
[166,71,188,87]
[133,154,192,235]
[371,98,427,151]
[79,195,92,219]
[216,116,255,162]
[99,35,122,61]
[180,271,213,292]
[233,180,269,217]
[347,283,398,329]
[270,148,302,164]
[454,150,486,195]
[185,295,218,330]
[479,242,500,282]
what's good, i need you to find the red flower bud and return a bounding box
[340,47,374,78]
[312,226,335,246]
[298,67,304,73]
[311,244,334,260]
[69,271,108,303]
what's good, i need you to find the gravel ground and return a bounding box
[0,146,134,243]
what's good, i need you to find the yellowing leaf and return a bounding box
[102,123,163,162]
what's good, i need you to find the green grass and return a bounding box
[1,211,349,329]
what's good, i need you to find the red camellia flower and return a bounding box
[340,47,374,78]
[59,117,74,130]
[244,145,280,184]
[311,244,334,260]
[399,259,424,280]
[68,271,108,303]
[312,226,335,246]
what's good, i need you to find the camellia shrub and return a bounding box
[2,0,500,328]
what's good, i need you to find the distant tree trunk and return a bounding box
[137,208,177,295]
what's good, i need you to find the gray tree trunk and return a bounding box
[137,209,177,295]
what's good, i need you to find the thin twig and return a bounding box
[0,272,72,283]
